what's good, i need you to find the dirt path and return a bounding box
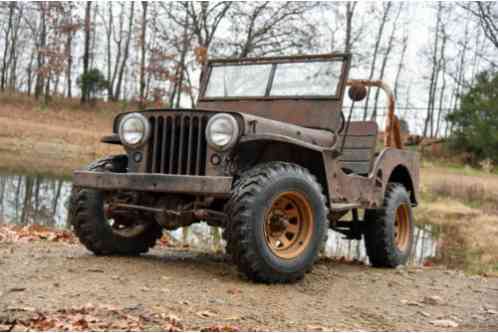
[1,241,496,331]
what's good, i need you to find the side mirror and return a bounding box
[348,83,367,102]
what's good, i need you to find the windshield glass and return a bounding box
[270,61,342,96]
[203,59,343,98]
[205,64,272,97]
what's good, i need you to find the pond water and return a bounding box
[0,171,437,265]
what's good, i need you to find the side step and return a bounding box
[330,203,361,212]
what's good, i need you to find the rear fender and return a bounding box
[370,148,420,206]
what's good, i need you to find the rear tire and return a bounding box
[364,183,414,267]
[226,162,328,283]
[69,156,163,255]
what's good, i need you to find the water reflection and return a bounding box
[0,172,72,228]
[0,171,437,265]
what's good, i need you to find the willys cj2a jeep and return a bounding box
[70,53,419,283]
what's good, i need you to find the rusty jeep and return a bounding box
[70,53,419,283]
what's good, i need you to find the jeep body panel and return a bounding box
[75,52,419,212]
[197,53,351,131]
[323,148,419,208]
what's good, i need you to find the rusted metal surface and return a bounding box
[323,147,419,208]
[197,53,351,130]
[347,82,367,102]
[100,134,121,144]
[346,80,403,149]
[88,53,419,221]
[337,121,378,175]
[73,170,233,197]
[239,113,336,148]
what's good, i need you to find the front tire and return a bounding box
[69,156,163,255]
[226,162,328,283]
[364,183,414,267]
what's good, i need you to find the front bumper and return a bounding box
[73,171,233,197]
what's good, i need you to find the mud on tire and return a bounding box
[69,156,162,255]
[225,162,328,283]
[364,183,414,267]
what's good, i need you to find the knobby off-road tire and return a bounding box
[226,162,328,283]
[69,155,163,255]
[222,167,258,260]
[364,183,414,267]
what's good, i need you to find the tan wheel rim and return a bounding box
[394,203,410,252]
[264,191,314,259]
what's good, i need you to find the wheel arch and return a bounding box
[387,164,417,206]
[234,138,329,202]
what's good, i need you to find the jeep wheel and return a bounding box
[69,156,163,255]
[364,183,414,267]
[226,162,328,283]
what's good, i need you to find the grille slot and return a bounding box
[146,113,208,175]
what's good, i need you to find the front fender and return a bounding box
[239,134,328,152]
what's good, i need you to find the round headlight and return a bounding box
[118,113,150,147]
[206,114,240,151]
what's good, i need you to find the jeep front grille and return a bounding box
[145,113,209,175]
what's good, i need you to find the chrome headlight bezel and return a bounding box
[205,113,240,151]
[118,113,151,147]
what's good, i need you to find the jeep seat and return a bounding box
[338,121,378,175]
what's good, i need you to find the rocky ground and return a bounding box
[0,238,496,331]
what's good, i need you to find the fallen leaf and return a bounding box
[0,324,13,331]
[305,324,326,331]
[196,310,217,318]
[423,295,444,305]
[430,319,458,328]
[201,324,240,332]
[6,306,36,312]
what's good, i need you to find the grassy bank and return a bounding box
[0,92,496,274]
[0,91,127,177]
[418,162,498,274]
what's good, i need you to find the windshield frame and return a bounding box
[199,53,350,102]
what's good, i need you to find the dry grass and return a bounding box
[0,92,127,177]
[419,165,498,274]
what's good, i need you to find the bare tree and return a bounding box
[228,2,319,58]
[139,1,148,108]
[460,2,498,50]
[1,2,15,91]
[362,2,392,120]
[113,2,134,101]
[344,2,358,53]
[81,1,91,103]
[371,3,403,121]
[423,3,442,138]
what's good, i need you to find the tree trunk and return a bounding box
[344,2,357,53]
[139,1,148,109]
[106,2,113,100]
[81,2,92,104]
[372,3,402,121]
[114,2,134,101]
[1,2,15,92]
[393,29,408,100]
[175,9,190,108]
[362,2,392,120]
[423,4,442,138]
[35,5,47,99]
[8,4,22,90]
